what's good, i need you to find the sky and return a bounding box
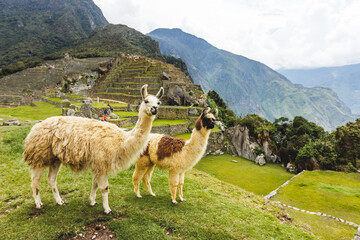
[93,0,360,70]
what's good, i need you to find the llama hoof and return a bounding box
[104,210,113,215]
[150,193,156,197]
[90,202,98,207]
[180,198,186,202]
[36,203,45,209]
[171,200,178,204]
[58,201,67,206]
[136,194,142,198]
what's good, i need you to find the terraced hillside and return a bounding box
[0,57,112,106]
[95,55,201,105]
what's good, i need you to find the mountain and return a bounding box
[0,0,108,74]
[148,28,355,130]
[278,64,360,115]
[62,24,162,60]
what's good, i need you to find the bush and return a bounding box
[344,162,357,173]
[254,146,264,156]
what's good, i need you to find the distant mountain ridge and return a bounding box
[148,28,355,130]
[278,64,360,115]
[0,0,108,73]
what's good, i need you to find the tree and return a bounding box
[334,119,360,169]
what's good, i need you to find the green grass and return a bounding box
[46,97,65,103]
[173,132,192,140]
[286,208,357,240]
[195,154,294,196]
[0,102,62,122]
[113,110,138,117]
[272,171,360,224]
[45,97,83,107]
[91,102,129,108]
[125,119,189,129]
[65,94,84,99]
[0,126,315,240]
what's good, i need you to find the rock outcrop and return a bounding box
[225,125,258,161]
[166,85,192,106]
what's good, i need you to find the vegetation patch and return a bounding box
[0,102,61,122]
[195,154,294,196]
[272,171,360,224]
[286,208,357,240]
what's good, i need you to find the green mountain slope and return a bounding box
[0,0,108,74]
[63,24,162,59]
[279,64,360,115]
[148,28,355,130]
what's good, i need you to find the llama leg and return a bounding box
[132,156,150,198]
[31,167,46,208]
[47,161,65,205]
[89,175,98,206]
[169,170,180,204]
[178,172,186,202]
[97,174,112,214]
[142,163,156,196]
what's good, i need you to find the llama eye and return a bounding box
[144,100,149,104]
[158,101,161,105]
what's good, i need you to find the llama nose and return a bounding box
[151,106,158,115]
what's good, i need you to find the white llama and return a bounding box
[132,107,217,203]
[23,84,164,214]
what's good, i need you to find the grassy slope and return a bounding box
[0,126,315,240]
[0,102,62,122]
[286,209,357,240]
[272,171,360,224]
[195,154,294,196]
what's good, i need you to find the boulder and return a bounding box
[188,108,200,116]
[67,109,76,116]
[3,119,21,126]
[166,85,192,106]
[69,104,79,111]
[286,162,296,173]
[80,103,96,119]
[225,125,257,161]
[255,154,266,166]
[161,72,170,80]
[213,149,224,156]
[109,112,120,119]
[127,103,133,112]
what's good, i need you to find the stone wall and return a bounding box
[151,122,191,136]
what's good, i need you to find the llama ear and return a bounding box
[156,87,164,99]
[141,84,148,99]
[202,107,211,115]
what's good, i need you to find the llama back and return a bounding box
[23,116,128,175]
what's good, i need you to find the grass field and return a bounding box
[286,208,357,240]
[195,154,294,196]
[0,102,61,122]
[124,119,189,129]
[0,126,315,240]
[173,132,192,140]
[272,171,360,225]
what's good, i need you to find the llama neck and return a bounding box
[184,127,211,169]
[127,113,154,144]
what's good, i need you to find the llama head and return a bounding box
[139,84,164,116]
[195,107,217,130]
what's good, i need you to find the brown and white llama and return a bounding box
[132,107,217,203]
[23,84,164,214]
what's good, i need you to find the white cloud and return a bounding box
[94,0,360,69]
